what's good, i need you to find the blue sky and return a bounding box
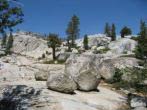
[15,0,147,37]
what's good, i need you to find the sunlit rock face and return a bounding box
[76,34,111,48]
[12,31,51,59]
[107,38,137,55]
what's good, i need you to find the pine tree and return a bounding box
[135,20,147,59]
[47,33,61,60]
[104,22,111,37]
[6,32,14,54]
[0,0,24,33]
[120,26,132,38]
[111,24,116,41]
[83,34,88,50]
[66,15,80,48]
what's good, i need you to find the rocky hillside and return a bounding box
[0,32,146,110]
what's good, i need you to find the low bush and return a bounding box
[112,66,147,93]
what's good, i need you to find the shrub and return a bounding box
[112,67,147,93]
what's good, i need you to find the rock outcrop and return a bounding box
[76,34,111,48]
[107,38,137,55]
[65,54,101,91]
[98,57,140,82]
[12,32,51,59]
[0,81,128,110]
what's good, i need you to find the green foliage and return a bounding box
[83,34,88,50]
[120,26,132,38]
[66,15,80,48]
[113,67,147,93]
[112,68,123,83]
[111,24,116,41]
[135,20,147,59]
[47,33,61,60]
[134,44,144,59]
[0,0,24,33]
[104,22,111,37]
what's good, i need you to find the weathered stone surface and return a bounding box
[98,57,139,81]
[0,81,128,110]
[107,38,137,55]
[47,70,77,93]
[57,52,72,61]
[12,32,51,59]
[65,54,101,91]
[75,34,111,48]
[33,64,65,81]
[128,94,147,110]
[35,71,48,81]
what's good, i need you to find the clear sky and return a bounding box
[15,0,147,38]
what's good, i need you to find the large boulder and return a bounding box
[35,71,48,81]
[98,57,140,82]
[65,54,101,91]
[47,70,77,94]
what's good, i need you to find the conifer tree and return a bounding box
[136,20,147,58]
[111,24,116,41]
[47,33,61,60]
[83,34,88,50]
[120,26,132,38]
[104,22,111,37]
[0,0,23,33]
[66,15,80,48]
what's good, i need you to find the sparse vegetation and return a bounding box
[112,66,147,94]
[98,47,110,54]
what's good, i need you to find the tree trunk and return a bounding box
[52,47,56,60]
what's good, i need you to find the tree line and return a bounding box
[0,0,146,60]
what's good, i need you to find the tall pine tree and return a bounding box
[136,20,147,58]
[104,22,111,37]
[66,15,80,48]
[111,24,116,41]
[83,34,88,50]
